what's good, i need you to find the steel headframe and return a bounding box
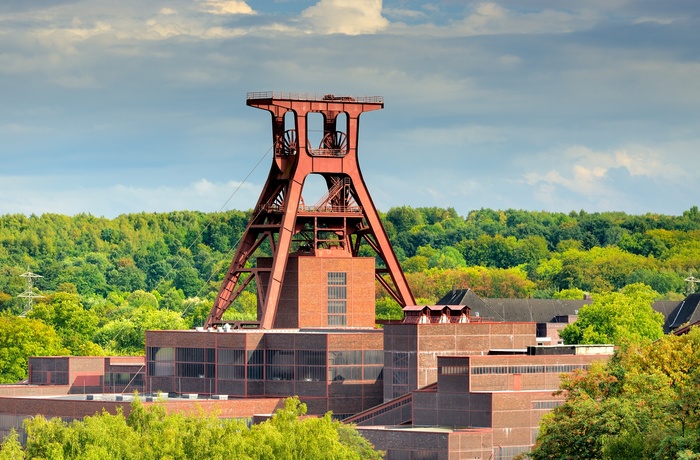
[205,92,415,329]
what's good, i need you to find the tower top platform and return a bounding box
[246,91,383,105]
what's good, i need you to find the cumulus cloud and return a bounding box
[459,2,598,35]
[199,0,254,16]
[301,0,389,35]
[522,145,688,209]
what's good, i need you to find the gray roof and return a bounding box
[436,289,699,332]
[663,293,700,333]
[435,289,588,322]
[482,298,589,323]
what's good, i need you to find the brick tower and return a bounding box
[205,92,415,329]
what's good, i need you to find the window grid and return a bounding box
[471,364,590,375]
[327,272,347,326]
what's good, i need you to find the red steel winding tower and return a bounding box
[206,92,415,329]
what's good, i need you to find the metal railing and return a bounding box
[247,92,383,104]
[308,148,347,157]
[298,205,362,213]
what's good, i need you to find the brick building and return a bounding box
[354,346,613,460]
[145,328,384,418]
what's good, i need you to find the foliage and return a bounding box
[27,293,103,356]
[530,328,700,460]
[1,206,699,358]
[0,429,25,460]
[375,298,403,320]
[560,283,664,346]
[93,306,188,355]
[0,316,68,383]
[19,396,382,459]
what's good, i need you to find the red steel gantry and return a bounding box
[205,92,415,329]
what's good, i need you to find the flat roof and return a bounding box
[149,327,381,334]
[356,425,492,434]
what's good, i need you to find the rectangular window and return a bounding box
[176,348,204,363]
[328,350,361,365]
[266,350,294,381]
[147,347,175,377]
[328,272,347,326]
[296,350,326,382]
[393,369,409,385]
[329,366,362,381]
[219,365,246,380]
[218,349,245,365]
[364,350,383,365]
[248,349,264,380]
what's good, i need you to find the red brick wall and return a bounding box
[259,255,376,328]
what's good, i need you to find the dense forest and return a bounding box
[1,206,699,381]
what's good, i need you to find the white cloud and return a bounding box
[458,2,598,36]
[0,177,261,218]
[301,0,389,35]
[200,0,254,16]
[522,145,689,205]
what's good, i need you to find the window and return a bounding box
[329,366,362,381]
[329,350,361,365]
[174,348,214,378]
[470,363,590,375]
[391,352,410,397]
[266,350,294,381]
[147,347,174,377]
[297,350,326,382]
[248,349,264,380]
[328,272,347,326]
[364,350,383,365]
[440,366,470,375]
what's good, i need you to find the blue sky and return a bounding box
[1,0,699,218]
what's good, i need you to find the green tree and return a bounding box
[0,429,25,460]
[0,316,68,383]
[222,291,257,321]
[94,307,188,354]
[375,298,403,320]
[174,267,204,298]
[386,206,423,234]
[531,329,700,460]
[560,283,664,346]
[20,396,381,459]
[553,288,588,300]
[28,293,102,355]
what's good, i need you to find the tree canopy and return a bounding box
[1,206,698,377]
[559,283,665,347]
[6,396,382,460]
[529,327,700,460]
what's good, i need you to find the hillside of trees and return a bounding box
[0,206,699,381]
